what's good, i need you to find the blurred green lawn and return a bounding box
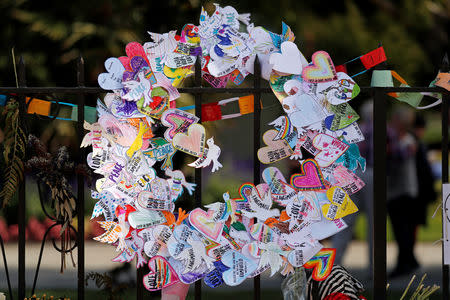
[354,199,442,243]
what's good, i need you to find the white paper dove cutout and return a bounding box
[122,72,153,106]
[165,169,196,201]
[204,192,238,223]
[240,187,280,222]
[188,137,223,172]
[282,79,327,135]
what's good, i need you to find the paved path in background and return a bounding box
[0,241,444,292]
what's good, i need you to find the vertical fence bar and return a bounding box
[194,56,202,300]
[372,87,387,299]
[252,58,261,300]
[0,235,13,300]
[76,55,86,300]
[136,268,144,300]
[442,53,449,300]
[17,56,27,300]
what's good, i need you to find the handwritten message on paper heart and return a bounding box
[302,51,337,83]
[312,133,349,168]
[290,159,326,191]
[287,240,323,267]
[143,256,180,291]
[269,41,305,75]
[333,165,365,195]
[257,129,293,164]
[221,250,258,286]
[322,186,358,220]
[172,124,206,157]
[161,109,199,141]
[189,208,224,241]
[303,248,336,281]
[98,58,125,90]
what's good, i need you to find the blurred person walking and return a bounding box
[387,106,419,278]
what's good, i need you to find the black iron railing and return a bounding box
[0,54,449,300]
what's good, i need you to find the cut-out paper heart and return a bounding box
[333,165,365,195]
[316,72,360,105]
[302,51,337,83]
[327,103,360,131]
[143,256,180,291]
[303,248,336,281]
[290,159,326,191]
[161,109,199,141]
[322,186,358,220]
[287,240,323,267]
[312,133,349,168]
[262,167,288,195]
[98,57,125,90]
[172,124,206,157]
[257,129,293,164]
[221,250,257,286]
[189,208,225,241]
[269,41,305,75]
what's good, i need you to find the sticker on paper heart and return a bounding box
[303,248,336,281]
[269,41,305,75]
[322,186,358,220]
[172,123,206,157]
[189,208,225,241]
[312,133,349,168]
[221,250,257,286]
[143,256,180,291]
[161,109,199,141]
[98,57,125,90]
[290,159,326,191]
[287,240,323,267]
[257,129,293,164]
[302,51,337,83]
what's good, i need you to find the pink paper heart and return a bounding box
[312,133,349,168]
[143,256,179,291]
[257,129,293,164]
[189,208,224,241]
[302,51,337,83]
[126,42,149,65]
[290,159,326,191]
[172,123,206,157]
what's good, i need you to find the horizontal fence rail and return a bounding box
[0,55,449,300]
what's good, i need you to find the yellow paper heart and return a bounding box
[322,186,358,220]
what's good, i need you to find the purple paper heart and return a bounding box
[123,56,149,82]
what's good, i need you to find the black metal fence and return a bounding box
[0,55,449,300]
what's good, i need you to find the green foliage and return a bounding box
[0,99,26,208]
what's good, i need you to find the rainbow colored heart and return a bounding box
[304,248,336,281]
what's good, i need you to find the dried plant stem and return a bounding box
[400,274,416,300]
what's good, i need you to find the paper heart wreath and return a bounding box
[85,4,366,291]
